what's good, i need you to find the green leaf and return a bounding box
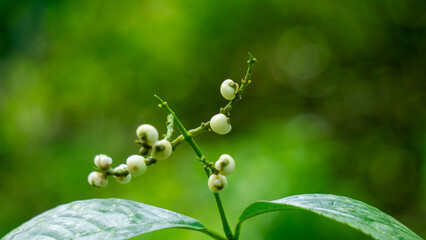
[236,194,422,240]
[3,198,225,240]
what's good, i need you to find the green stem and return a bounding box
[154,95,234,240]
[233,221,243,240]
[150,53,257,239]
[213,192,233,240]
[223,52,257,116]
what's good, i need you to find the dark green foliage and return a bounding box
[3,199,207,240]
[237,194,422,240]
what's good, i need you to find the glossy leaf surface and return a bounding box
[237,194,422,240]
[4,198,209,240]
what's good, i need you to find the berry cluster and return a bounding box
[87,78,244,191]
[210,79,239,135]
[87,52,256,193]
[208,154,235,192]
[88,124,172,188]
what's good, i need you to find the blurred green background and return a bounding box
[1,0,425,239]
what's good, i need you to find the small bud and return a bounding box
[113,164,131,184]
[88,171,108,188]
[215,154,235,175]
[220,79,239,100]
[210,113,232,135]
[208,174,227,193]
[152,139,172,160]
[94,154,113,169]
[136,124,159,146]
[139,146,150,155]
[126,155,147,176]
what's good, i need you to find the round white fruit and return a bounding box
[113,164,132,184]
[152,140,172,160]
[210,114,232,135]
[215,154,235,175]
[220,79,238,100]
[136,124,159,146]
[208,174,227,193]
[88,171,108,188]
[94,154,112,169]
[126,155,147,176]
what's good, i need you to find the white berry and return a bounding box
[215,154,235,175]
[88,171,108,188]
[210,113,232,135]
[220,79,239,100]
[94,154,113,169]
[208,174,227,193]
[113,164,132,184]
[126,155,147,176]
[152,139,172,160]
[136,124,159,146]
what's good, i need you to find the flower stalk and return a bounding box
[155,95,234,239]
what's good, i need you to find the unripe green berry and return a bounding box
[126,155,147,176]
[136,124,159,146]
[88,171,108,188]
[210,113,232,135]
[208,174,227,193]
[220,79,239,100]
[152,139,172,160]
[215,154,235,175]
[113,164,132,184]
[94,154,112,169]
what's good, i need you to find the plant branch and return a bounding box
[213,192,233,239]
[233,221,243,240]
[169,53,256,150]
[104,54,256,186]
[222,52,257,116]
[154,95,234,240]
